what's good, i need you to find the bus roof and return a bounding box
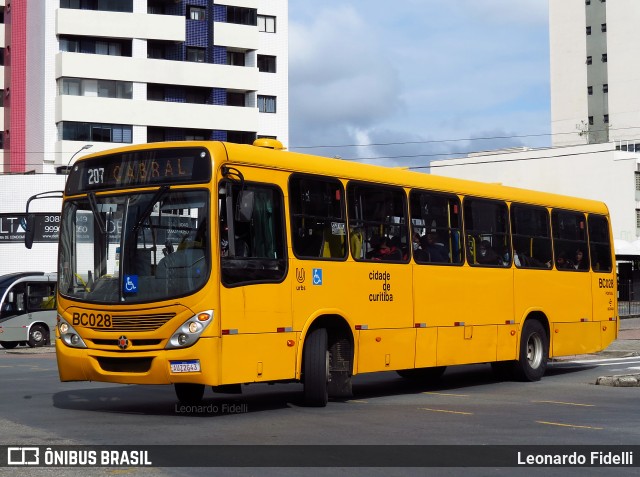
[77,141,609,215]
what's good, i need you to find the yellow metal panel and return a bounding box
[600,320,617,350]
[437,325,497,365]
[415,327,438,368]
[496,323,518,361]
[220,333,297,384]
[293,261,413,331]
[550,322,601,357]
[357,328,416,373]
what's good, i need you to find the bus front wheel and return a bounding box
[514,320,548,381]
[303,328,329,407]
[175,383,205,404]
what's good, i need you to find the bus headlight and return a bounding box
[58,316,87,349]
[166,310,213,349]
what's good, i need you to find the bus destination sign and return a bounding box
[65,147,212,195]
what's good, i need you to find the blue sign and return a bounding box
[123,275,138,294]
[312,268,323,286]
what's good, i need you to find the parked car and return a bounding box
[0,272,57,349]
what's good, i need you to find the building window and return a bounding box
[257,55,276,73]
[186,47,205,63]
[587,86,593,95]
[601,23,607,32]
[588,116,594,125]
[635,172,640,192]
[586,56,592,65]
[258,95,276,113]
[586,26,591,35]
[59,35,131,57]
[227,51,245,66]
[0,132,3,149]
[227,92,246,107]
[258,15,276,33]
[188,6,205,21]
[604,114,609,123]
[636,209,640,228]
[61,122,132,143]
[603,83,608,93]
[185,87,208,104]
[226,6,257,26]
[602,53,608,62]
[60,0,133,12]
[0,90,3,107]
[60,78,82,96]
[586,0,591,5]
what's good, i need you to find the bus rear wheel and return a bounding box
[303,328,329,407]
[28,324,48,348]
[175,383,205,404]
[513,320,548,381]
[397,366,446,381]
[0,341,19,349]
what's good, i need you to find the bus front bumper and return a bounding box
[55,337,220,386]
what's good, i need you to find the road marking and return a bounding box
[532,400,595,407]
[420,407,473,415]
[422,392,469,397]
[536,421,603,430]
[570,356,640,365]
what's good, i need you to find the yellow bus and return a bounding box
[29,140,617,406]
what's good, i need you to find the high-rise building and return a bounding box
[2,0,289,173]
[550,0,640,148]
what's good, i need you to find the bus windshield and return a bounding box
[59,189,210,304]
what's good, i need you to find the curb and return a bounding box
[596,374,640,387]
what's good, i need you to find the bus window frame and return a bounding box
[463,196,511,268]
[409,188,463,266]
[346,181,410,263]
[551,208,590,272]
[288,173,348,261]
[510,203,553,270]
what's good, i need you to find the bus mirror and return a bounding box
[24,214,36,250]
[236,191,254,222]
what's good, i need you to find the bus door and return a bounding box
[217,168,295,384]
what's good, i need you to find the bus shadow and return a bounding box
[52,383,304,417]
[51,362,596,416]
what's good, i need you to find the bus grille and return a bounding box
[91,313,176,332]
[97,357,153,373]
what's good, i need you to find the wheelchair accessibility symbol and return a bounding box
[312,268,323,286]
[123,275,138,294]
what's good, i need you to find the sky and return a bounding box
[287,0,551,170]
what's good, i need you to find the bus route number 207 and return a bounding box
[72,312,112,328]
[87,167,105,185]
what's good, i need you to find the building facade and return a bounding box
[3,0,288,174]
[0,0,288,275]
[550,0,640,148]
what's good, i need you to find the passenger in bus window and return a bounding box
[421,233,448,263]
[476,240,502,265]
[574,249,588,270]
[555,251,573,269]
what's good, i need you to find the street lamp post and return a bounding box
[56,144,93,175]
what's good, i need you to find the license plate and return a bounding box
[170,360,201,373]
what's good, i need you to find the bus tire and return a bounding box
[397,366,446,381]
[175,383,205,404]
[513,320,548,382]
[303,328,329,407]
[0,341,19,349]
[28,324,48,348]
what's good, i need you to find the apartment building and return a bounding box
[550,0,640,148]
[0,0,288,275]
[2,0,288,173]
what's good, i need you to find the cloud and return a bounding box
[288,1,551,169]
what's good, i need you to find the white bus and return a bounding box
[0,272,57,349]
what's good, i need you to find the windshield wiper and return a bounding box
[132,186,170,234]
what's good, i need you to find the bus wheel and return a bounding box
[0,341,19,349]
[397,367,446,381]
[175,383,205,404]
[303,328,329,407]
[28,325,48,348]
[514,320,548,382]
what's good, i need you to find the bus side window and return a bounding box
[464,198,510,267]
